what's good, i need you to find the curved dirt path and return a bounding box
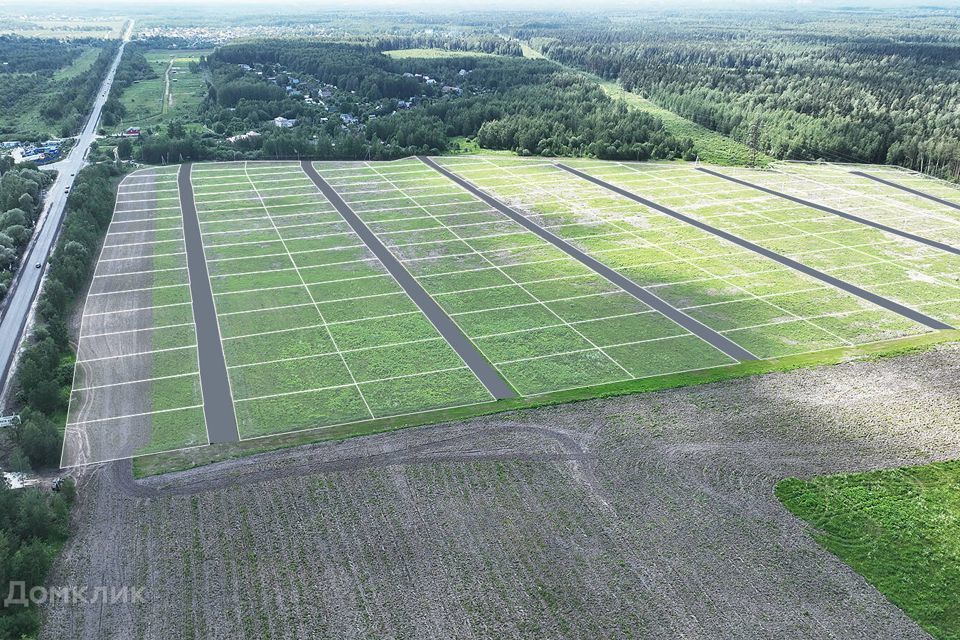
[42,344,960,639]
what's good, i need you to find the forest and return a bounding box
[0,158,53,303]
[517,10,960,181]
[133,40,693,163]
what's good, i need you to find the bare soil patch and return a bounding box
[41,344,960,639]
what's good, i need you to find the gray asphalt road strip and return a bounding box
[557,163,954,331]
[300,160,516,401]
[420,156,758,363]
[697,167,960,257]
[850,170,960,213]
[178,164,240,443]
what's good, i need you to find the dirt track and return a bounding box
[41,344,960,639]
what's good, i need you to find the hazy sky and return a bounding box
[4,0,959,11]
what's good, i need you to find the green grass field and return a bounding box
[778,461,960,640]
[67,157,960,465]
[382,48,505,59]
[598,82,767,166]
[118,50,210,132]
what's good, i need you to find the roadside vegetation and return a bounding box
[0,473,74,640]
[0,158,52,302]
[778,461,960,640]
[0,36,118,140]
[8,164,123,473]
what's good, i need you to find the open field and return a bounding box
[42,343,960,639]
[598,82,766,166]
[382,48,504,59]
[779,459,960,640]
[62,157,960,466]
[118,50,209,131]
[0,16,125,39]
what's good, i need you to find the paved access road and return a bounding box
[301,160,517,400]
[697,167,960,257]
[557,163,953,332]
[0,20,133,399]
[419,156,759,363]
[850,170,960,212]
[178,164,240,443]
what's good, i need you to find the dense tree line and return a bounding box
[518,10,960,180]
[36,43,120,138]
[11,164,122,473]
[0,36,91,73]
[0,38,117,139]
[211,41,424,101]
[0,157,52,302]
[371,34,522,57]
[0,473,74,639]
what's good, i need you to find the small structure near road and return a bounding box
[123,126,142,137]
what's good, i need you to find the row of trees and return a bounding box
[520,10,960,180]
[35,43,120,139]
[0,158,52,301]
[0,472,74,639]
[10,164,122,474]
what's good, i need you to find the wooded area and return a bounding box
[519,10,960,180]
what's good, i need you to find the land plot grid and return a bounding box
[553,158,960,333]
[62,166,207,467]
[435,156,943,358]
[63,157,959,463]
[190,161,493,440]
[313,158,741,396]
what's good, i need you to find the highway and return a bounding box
[0,20,133,402]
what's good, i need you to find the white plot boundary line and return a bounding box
[613,162,960,299]
[364,162,634,382]
[61,169,208,468]
[242,161,375,419]
[302,162,506,401]
[68,160,954,466]
[477,158,858,348]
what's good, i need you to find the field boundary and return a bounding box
[132,328,960,478]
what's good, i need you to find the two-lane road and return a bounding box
[0,20,133,401]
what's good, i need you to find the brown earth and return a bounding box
[41,343,960,639]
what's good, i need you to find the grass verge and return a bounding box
[131,329,959,478]
[778,460,960,640]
